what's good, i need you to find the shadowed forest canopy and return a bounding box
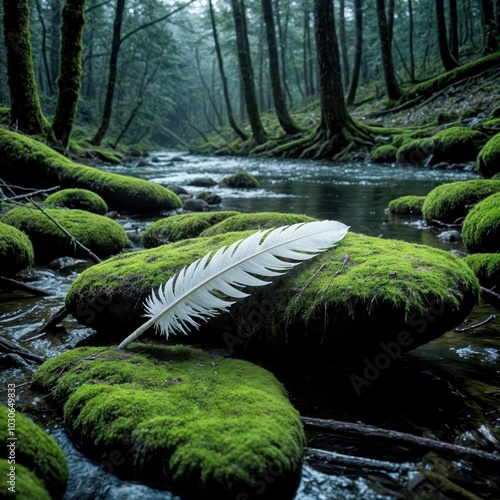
[0,0,498,155]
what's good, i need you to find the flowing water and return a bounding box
[2,152,499,499]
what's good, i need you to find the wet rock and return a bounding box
[166,184,188,195]
[477,132,500,178]
[47,256,88,274]
[178,193,193,202]
[136,160,150,167]
[462,192,500,252]
[464,253,500,289]
[188,177,217,187]
[388,196,426,215]
[182,198,210,212]
[197,191,222,205]
[170,155,185,162]
[437,230,461,242]
[151,156,161,163]
[0,221,34,276]
[220,172,259,188]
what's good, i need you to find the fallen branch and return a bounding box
[37,306,70,334]
[0,337,45,365]
[0,276,50,297]
[301,417,500,466]
[6,186,60,201]
[480,286,500,308]
[454,314,496,332]
[430,219,463,228]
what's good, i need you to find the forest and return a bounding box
[1,0,500,499]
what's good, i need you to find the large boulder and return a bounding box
[462,193,500,253]
[65,231,479,359]
[142,211,240,247]
[464,253,500,289]
[220,172,259,188]
[422,180,500,223]
[0,405,68,498]
[0,129,181,213]
[0,221,34,275]
[2,207,128,263]
[45,188,108,215]
[477,132,500,178]
[388,195,426,215]
[32,344,304,499]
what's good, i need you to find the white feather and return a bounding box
[118,220,349,348]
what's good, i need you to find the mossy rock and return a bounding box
[220,172,259,188]
[0,221,34,275]
[493,173,500,180]
[65,231,479,359]
[0,406,68,498]
[464,254,500,289]
[0,460,50,500]
[462,193,500,253]
[388,195,426,215]
[142,211,240,248]
[45,188,108,215]
[0,129,181,214]
[434,111,459,125]
[397,127,486,165]
[370,145,397,163]
[200,212,317,237]
[477,132,500,178]
[32,344,304,499]
[2,207,128,263]
[422,180,500,223]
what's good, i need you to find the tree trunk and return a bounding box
[449,0,459,61]
[408,0,415,80]
[339,0,349,89]
[303,7,310,97]
[91,0,125,146]
[275,0,293,105]
[376,0,400,100]
[261,0,300,134]
[52,0,85,147]
[347,0,362,106]
[2,0,50,136]
[50,0,61,87]
[230,0,267,144]
[480,0,499,52]
[435,0,459,70]
[34,0,54,94]
[307,8,315,95]
[208,0,247,141]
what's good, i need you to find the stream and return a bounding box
[2,152,499,499]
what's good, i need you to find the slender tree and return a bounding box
[50,0,61,87]
[408,0,415,81]
[480,0,499,52]
[2,0,50,136]
[339,0,350,89]
[34,0,54,94]
[449,0,459,61]
[52,0,85,147]
[435,0,459,70]
[261,0,300,134]
[347,0,363,106]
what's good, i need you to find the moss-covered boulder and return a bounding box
[32,344,304,499]
[0,460,50,500]
[493,173,500,180]
[397,127,486,165]
[0,405,68,498]
[2,207,128,263]
[142,211,240,248]
[388,195,426,215]
[370,145,398,163]
[220,172,259,188]
[0,222,34,275]
[45,188,108,215]
[422,180,500,223]
[200,212,317,237]
[477,132,500,178]
[464,254,500,289]
[65,231,479,359]
[462,193,500,253]
[0,129,181,213]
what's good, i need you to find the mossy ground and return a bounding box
[142,211,240,247]
[388,195,426,215]
[462,193,500,253]
[422,179,500,223]
[2,206,128,263]
[477,132,500,178]
[464,254,500,289]
[0,460,50,500]
[200,212,317,237]
[45,188,108,215]
[370,145,397,163]
[32,344,304,498]
[220,172,259,188]
[0,406,68,498]
[0,221,34,275]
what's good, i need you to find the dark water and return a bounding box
[2,152,499,499]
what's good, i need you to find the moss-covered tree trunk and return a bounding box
[2,0,50,136]
[52,0,85,147]
[261,0,300,135]
[230,0,267,144]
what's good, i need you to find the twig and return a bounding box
[5,186,60,201]
[0,276,50,297]
[37,306,70,334]
[430,219,463,228]
[321,254,349,295]
[480,286,500,307]
[454,314,496,332]
[0,337,45,364]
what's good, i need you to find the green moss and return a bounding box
[2,207,128,263]
[0,460,50,500]
[0,406,68,497]
[0,221,34,275]
[490,106,500,119]
[477,132,500,178]
[126,145,149,157]
[45,188,108,215]
[0,129,181,213]
[200,212,317,237]
[220,172,259,188]
[396,127,486,165]
[388,195,426,215]
[434,111,459,125]
[493,173,500,180]
[422,180,500,223]
[464,254,500,289]
[65,231,479,357]
[370,145,397,163]
[142,211,240,248]
[32,345,304,498]
[462,193,500,253]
